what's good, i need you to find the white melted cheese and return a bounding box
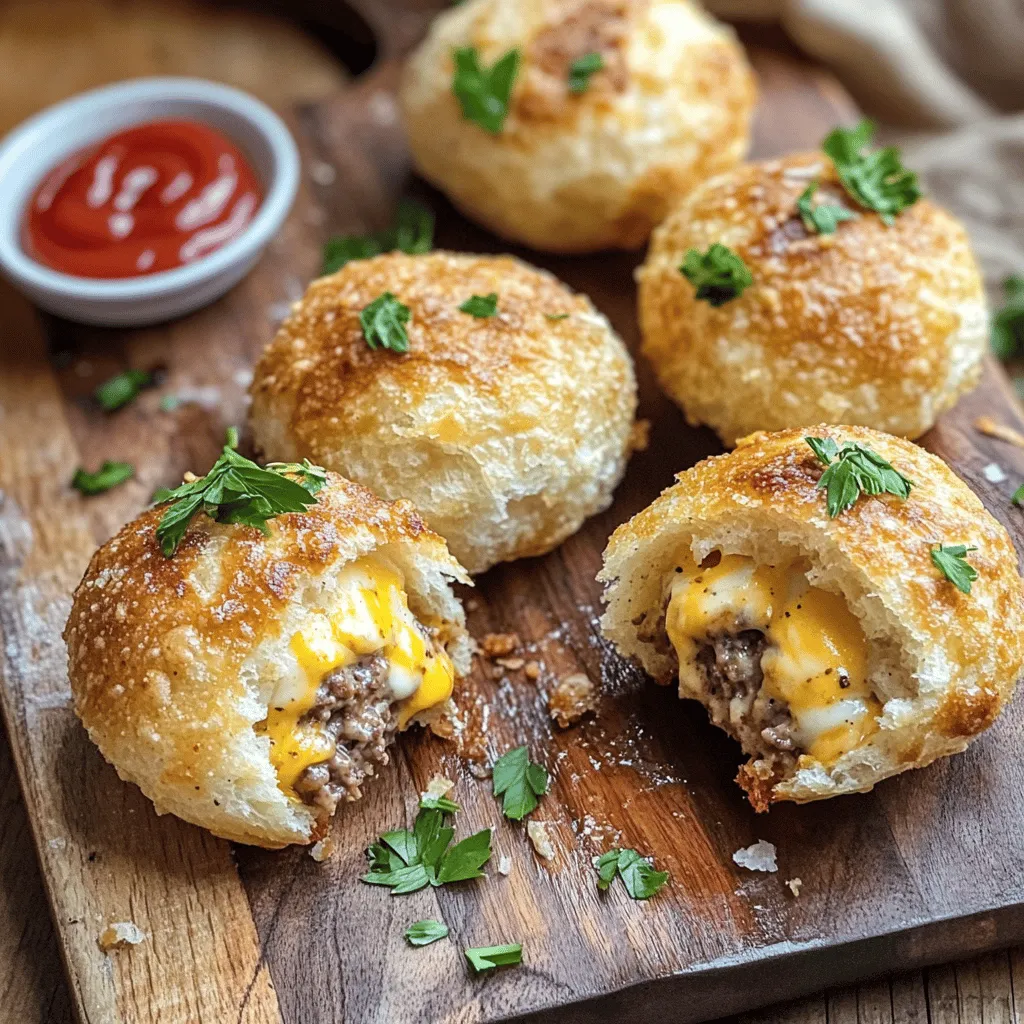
[665,553,880,766]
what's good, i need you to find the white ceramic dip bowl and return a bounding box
[0,77,299,327]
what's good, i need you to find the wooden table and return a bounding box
[0,2,1020,1022]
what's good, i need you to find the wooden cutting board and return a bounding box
[2,4,1024,1023]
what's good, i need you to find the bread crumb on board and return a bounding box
[549,672,597,728]
[527,821,557,862]
[524,660,542,680]
[732,840,778,873]
[628,418,651,453]
[498,854,513,875]
[481,633,520,657]
[98,922,146,952]
[975,415,1024,449]
[786,877,803,897]
[309,836,336,863]
[422,774,455,800]
[983,462,1008,483]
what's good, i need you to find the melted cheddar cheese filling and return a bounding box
[665,553,880,766]
[255,556,454,794]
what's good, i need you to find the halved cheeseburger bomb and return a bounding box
[638,123,987,446]
[399,0,756,252]
[249,251,637,575]
[64,454,471,848]
[599,426,1024,809]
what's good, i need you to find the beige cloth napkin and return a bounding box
[705,0,1024,291]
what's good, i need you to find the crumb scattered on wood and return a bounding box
[527,821,556,861]
[524,660,542,680]
[549,672,597,728]
[465,597,480,612]
[628,419,651,453]
[732,840,778,873]
[422,774,455,800]
[498,854,512,875]
[975,416,1024,449]
[427,699,459,740]
[983,462,1008,483]
[309,836,336,863]
[467,760,491,780]
[481,633,520,657]
[98,922,145,951]
[496,656,525,671]
[786,877,803,897]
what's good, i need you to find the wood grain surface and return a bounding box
[2,3,1024,1024]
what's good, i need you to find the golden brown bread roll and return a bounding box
[249,251,637,574]
[599,426,1024,809]
[638,152,987,445]
[64,472,471,848]
[399,0,756,252]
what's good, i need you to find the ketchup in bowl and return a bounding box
[23,119,262,279]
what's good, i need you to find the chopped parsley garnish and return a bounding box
[72,461,134,495]
[492,746,548,821]
[459,293,498,318]
[1013,483,1024,507]
[154,430,325,557]
[821,119,921,224]
[360,292,411,353]
[680,243,752,307]
[420,792,461,814]
[405,920,449,947]
[545,313,570,321]
[321,198,434,275]
[568,51,604,94]
[452,46,520,134]
[94,369,152,412]
[362,805,491,894]
[465,943,522,973]
[991,275,1024,360]
[797,182,857,235]
[805,436,913,517]
[931,543,978,594]
[595,848,669,900]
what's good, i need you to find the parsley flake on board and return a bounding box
[94,369,152,412]
[360,292,411,353]
[321,199,434,275]
[680,243,753,307]
[568,51,604,94]
[991,275,1024,360]
[797,182,857,235]
[492,746,548,821]
[821,119,921,225]
[72,461,134,495]
[595,848,669,900]
[805,436,913,517]
[154,431,325,557]
[931,543,979,594]
[405,920,449,947]
[452,46,521,134]
[362,805,492,895]
[459,293,498,318]
[465,944,522,973]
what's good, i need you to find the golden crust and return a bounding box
[599,426,1024,805]
[249,251,637,574]
[399,0,756,252]
[638,154,987,445]
[63,473,470,848]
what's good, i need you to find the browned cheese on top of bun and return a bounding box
[638,154,987,446]
[599,426,1024,808]
[249,251,637,575]
[400,0,756,252]
[64,473,470,848]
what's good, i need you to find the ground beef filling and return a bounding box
[694,630,798,774]
[648,603,800,773]
[291,653,398,816]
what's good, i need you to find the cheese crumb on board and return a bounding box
[309,837,336,863]
[422,774,455,800]
[498,854,512,875]
[98,922,145,951]
[786,877,803,897]
[732,840,778,873]
[983,462,1008,483]
[549,672,596,728]
[527,821,556,861]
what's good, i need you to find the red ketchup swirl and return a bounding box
[23,119,262,279]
